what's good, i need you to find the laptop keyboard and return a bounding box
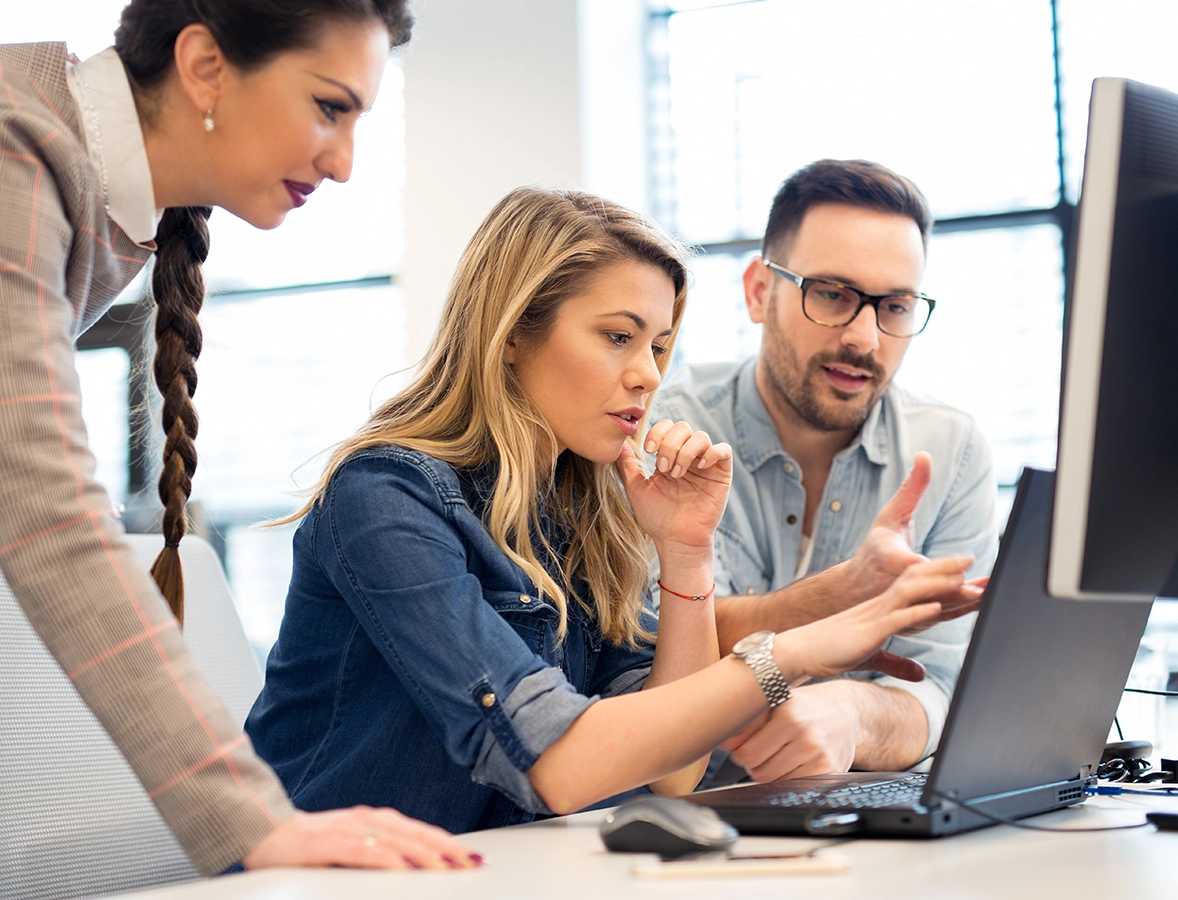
[765,774,928,809]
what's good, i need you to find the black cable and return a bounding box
[1123,688,1178,698]
[1098,757,1153,783]
[1114,715,1124,740]
[924,788,1150,833]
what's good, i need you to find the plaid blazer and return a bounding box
[0,43,293,876]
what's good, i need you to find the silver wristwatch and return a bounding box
[732,630,791,707]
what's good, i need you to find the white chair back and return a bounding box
[121,534,263,727]
[0,534,263,899]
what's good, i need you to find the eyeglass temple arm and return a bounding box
[762,258,804,288]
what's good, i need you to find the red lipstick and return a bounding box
[284,180,316,208]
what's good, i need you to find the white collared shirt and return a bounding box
[66,46,162,248]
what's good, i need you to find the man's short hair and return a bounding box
[761,159,932,259]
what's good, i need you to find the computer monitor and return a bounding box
[1049,77,1178,601]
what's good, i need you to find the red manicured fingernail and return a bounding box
[406,859,421,870]
[469,853,486,865]
[443,855,461,868]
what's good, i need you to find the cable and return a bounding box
[924,788,1150,833]
[1099,756,1153,783]
[1087,785,1178,797]
[1123,688,1178,698]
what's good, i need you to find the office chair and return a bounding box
[121,534,263,727]
[0,534,263,900]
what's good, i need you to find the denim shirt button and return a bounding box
[784,462,795,473]
[829,500,843,512]
[786,514,797,525]
[519,594,531,604]
[481,693,497,708]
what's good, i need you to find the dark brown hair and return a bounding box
[761,159,932,260]
[113,0,414,622]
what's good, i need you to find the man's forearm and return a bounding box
[846,681,929,771]
[714,560,856,655]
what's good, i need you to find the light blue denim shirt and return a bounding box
[652,358,999,759]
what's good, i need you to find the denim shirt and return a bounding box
[653,358,998,758]
[245,448,655,833]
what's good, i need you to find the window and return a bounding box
[74,348,130,504]
[648,0,1071,528]
[1057,0,1178,203]
[647,0,1178,649]
[652,0,1059,241]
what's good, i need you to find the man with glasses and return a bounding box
[652,159,997,785]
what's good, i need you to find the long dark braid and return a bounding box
[148,206,211,623]
[113,0,413,623]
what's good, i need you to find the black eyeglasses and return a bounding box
[762,258,936,338]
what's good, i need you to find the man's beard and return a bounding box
[761,323,888,433]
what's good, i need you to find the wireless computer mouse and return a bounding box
[599,795,739,858]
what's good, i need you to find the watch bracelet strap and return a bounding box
[747,651,792,707]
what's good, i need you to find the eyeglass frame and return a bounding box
[761,258,936,338]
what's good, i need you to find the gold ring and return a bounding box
[363,831,379,847]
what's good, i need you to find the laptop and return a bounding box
[688,467,1153,837]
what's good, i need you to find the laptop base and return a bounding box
[692,773,1088,837]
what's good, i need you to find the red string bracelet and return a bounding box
[656,580,716,602]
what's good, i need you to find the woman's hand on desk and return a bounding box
[241,806,484,871]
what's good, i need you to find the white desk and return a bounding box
[106,794,1178,900]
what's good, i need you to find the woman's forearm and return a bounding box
[645,548,719,688]
[529,654,773,814]
[642,550,720,795]
[527,557,964,815]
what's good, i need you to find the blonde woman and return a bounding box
[245,187,973,832]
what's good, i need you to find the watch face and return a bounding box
[733,629,775,656]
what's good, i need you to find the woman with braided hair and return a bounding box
[0,0,478,876]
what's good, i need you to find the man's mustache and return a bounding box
[809,350,886,381]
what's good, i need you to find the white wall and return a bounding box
[402,0,583,364]
[401,0,648,366]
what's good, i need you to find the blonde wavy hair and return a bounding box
[283,187,691,646]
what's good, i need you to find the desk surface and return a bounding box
[107,795,1178,900]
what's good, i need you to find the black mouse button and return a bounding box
[600,796,738,858]
[601,820,711,858]
[1146,811,1178,831]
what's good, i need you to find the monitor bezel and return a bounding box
[1047,77,1147,601]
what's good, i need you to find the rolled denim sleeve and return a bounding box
[472,669,593,812]
[864,423,999,759]
[316,455,595,811]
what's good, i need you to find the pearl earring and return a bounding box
[202,109,214,132]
